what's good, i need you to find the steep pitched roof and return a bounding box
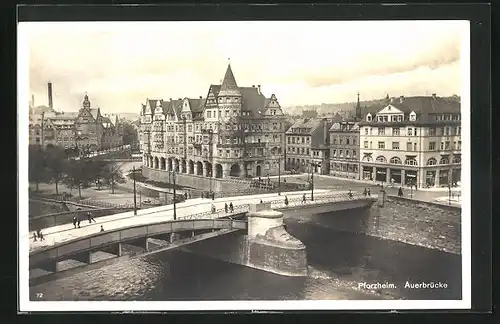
[187,98,205,113]
[285,118,322,135]
[218,64,241,96]
[89,109,100,120]
[240,87,267,116]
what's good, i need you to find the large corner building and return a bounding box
[139,63,286,179]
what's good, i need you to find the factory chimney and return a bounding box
[47,81,53,109]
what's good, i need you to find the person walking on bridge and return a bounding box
[348,189,353,198]
[225,203,229,214]
[367,188,371,197]
[72,216,77,229]
[36,229,44,241]
[87,211,96,224]
[363,188,367,196]
[211,204,216,214]
[284,196,289,206]
[32,232,37,242]
[229,202,234,213]
[398,187,403,197]
[302,193,306,204]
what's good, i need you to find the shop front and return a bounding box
[439,169,449,186]
[362,166,373,180]
[375,167,387,182]
[390,168,402,185]
[405,170,418,187]
[426,170,436,187]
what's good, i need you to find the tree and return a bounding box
[120,121,138,147]
[28,145,49,192]
[63,159,95,199]
[99,162,126,194]
[45,146,67,196]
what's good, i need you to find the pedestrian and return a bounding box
[72,216,77,228]
[32,232,37,242]
[211,204,216,214]
[260,199,263,203]
[212,192,215,200]
[348,189,353,198]
[225,203,228,213]
[284,196,289,206]
[229,202,234,213]
[363,188,367,196]
[398,187,403,197]
[302,193,306,204]
[184,192,188,200]
[87,211,96,223]
[36,230,44,241]
[77,218,81,228]
[100,225,104,232]
[367,188,371,196]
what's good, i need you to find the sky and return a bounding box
[21,21,468,114]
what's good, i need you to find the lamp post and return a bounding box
[171,170,177,220]
[309,161,320,201]
[278,155,281,196]
[132,166,137,215]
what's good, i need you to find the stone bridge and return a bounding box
[28,190,377,284]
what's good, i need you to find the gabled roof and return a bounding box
[89,109,100,120]
[187,98,205,113]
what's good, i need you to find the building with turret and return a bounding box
[139,63,286,179]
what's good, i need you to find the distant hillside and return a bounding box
[283,95,460,117]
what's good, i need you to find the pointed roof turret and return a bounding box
[218,61,241,97]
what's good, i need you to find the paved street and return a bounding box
[28,189,346,251]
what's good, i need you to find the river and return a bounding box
[29,208,462,301]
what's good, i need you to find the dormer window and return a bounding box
[366,113,372,122]
[409,111,417,121]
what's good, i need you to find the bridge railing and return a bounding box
[178,192,372,220]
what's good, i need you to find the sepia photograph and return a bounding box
[18,19,471,311]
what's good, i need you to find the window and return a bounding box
[428,127,436,136]
[378,141,385,149]
[405,158,418,166]
[333,149,337,157]
[339,150,343,157]
[428,142,436,151]
[378,127,385,135]
[413,143,417,151]
[440,142,444,150]
[445,141,450,150]
[452,155,461,164]
[353,138,356,145]
[376,156,386,163]
[439,157,449,165]
[427,158,437,166]
[392,142,399,150]
[346,138,350,145]
[390,157,402,164]
[407,128,413,136]
[406,142,412,151]
[364,141,368,149]
[365,128,369,135]
[458,141,462,149]
[353,151,356,158]
[362,155,373,162]
[392,127,400,136]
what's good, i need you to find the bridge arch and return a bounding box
[215,164,223,178]
[196,161,203,175]
[160,157,166,170]
[188,160,194,174]
[154,156,159,169]
[230,163,241,177]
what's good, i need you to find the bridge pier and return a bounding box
[100,243,122,257]
[71,251,92,264]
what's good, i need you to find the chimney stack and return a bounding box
[399,95,404,103]
[257,85,261,94]
[48,81,53,109]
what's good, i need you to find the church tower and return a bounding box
[355,92,362,121]
[217,60,242,121]
[81,92,91,111]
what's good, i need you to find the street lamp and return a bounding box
[171,170,177,220]
[309,161,320,201]
[277,155,282,196]
[132,166,138,215]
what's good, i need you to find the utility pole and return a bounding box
[133,166,137,215]
[278,155,281,195]
[172,170,177,220]
[309,162,319,201]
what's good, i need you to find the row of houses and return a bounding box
[285,94,462,188]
